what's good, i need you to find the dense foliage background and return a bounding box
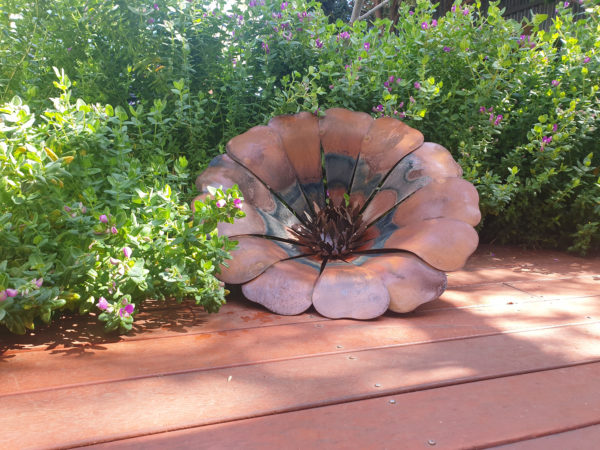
[1,0,598,333]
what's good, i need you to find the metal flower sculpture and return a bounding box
[195,109,480,319]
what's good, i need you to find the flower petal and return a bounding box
[218,236,304,284]
[392,177,481,227]
[268,112,325,208]
[195,154,299,238]
[226,126,310,217]
[351,117,424,208]
[242,257,320,315]
[361,142,462,225]
[319,109,373,205]
[353,253,447,313]
[312,261,390,319]
[368,218,479,271]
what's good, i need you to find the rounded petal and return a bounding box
[361,142,463,226]
[226,126,310,216]
[312,261,390,319]
[356,253,447,313]
[195,155,299,238]
[373,218,479,271]
[351,117,424,206]
[319,109,373,205]
[218,237,303,284]
[268,112,325,209]
[242,257,320,315]
[392,177,481,227]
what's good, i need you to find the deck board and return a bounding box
[1,245,599,449]
[84,363,600,450]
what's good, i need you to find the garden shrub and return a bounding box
[0,0,598,333]
[0,69,243,334]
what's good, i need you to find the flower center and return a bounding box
[289,201,367,260]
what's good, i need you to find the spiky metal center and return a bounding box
[289,202,368,260]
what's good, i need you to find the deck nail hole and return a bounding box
[348,356,357,360]
[427,440,436,446]
[315,324,323,328]
[336,345,343,348]
[374,383,381,387]
[389,399,396,404]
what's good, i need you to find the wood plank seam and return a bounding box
[488,421,600,449]
[3,319,599,399]
[62,360,600,450]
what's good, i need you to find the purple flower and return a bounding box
[64,205,71,212]
[233,198,243,209]
[409,10,414,15]
[315,38,323,49]
[542,136,553,144]
[462,8,469,15]
[409,96,415,103]
[564,1,569,7]
[216,199,226,208]
[148,17,155,24]
[389,76,395,83]
[337,31,350,40]
[479,106,486,113]
[0,290,6,302]
[451,5,456,12]
[399,112,406,118]
[34,278,43,288]
[443,46,452,52]
[6,288,18,298]
[99,214,108,223]
[364,42,370,51]
[281,1,288,10]
[384,81,389,87]
[551,79,560,87]
[398,102,404,108]
[431,19,438,27]
[552,123,558,132]
[249,0,257,6]
[583,56,590,64]
[494,114,503,126]
[421,22,429,30]
[123,247,132,258]
[119,303,135,318]
[97,297,109,310]
[329,84,334,89]
[67,47,72,52]
[414,81,421,90]
[262,42,270,54]
[111,226,118,234]
[153,3,159,10]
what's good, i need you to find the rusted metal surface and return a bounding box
[197,109,483,318]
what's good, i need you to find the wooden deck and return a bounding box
[2,245,600,450]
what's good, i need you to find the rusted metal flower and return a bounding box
[195,109,480,319]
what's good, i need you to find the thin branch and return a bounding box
[354,0,392,22]
[350,0,365,23]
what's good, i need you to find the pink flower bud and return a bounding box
[5,288,18,297]
[64,205,72,212]
[122,247,132,258]
[109,257,120,266]
[111,226,118,234]
[99,214,108,223]
[34,278,43,288]
[96,297,109,310]
[233,198,242,209]
[216,199,226,208]
[0,290,6,301]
